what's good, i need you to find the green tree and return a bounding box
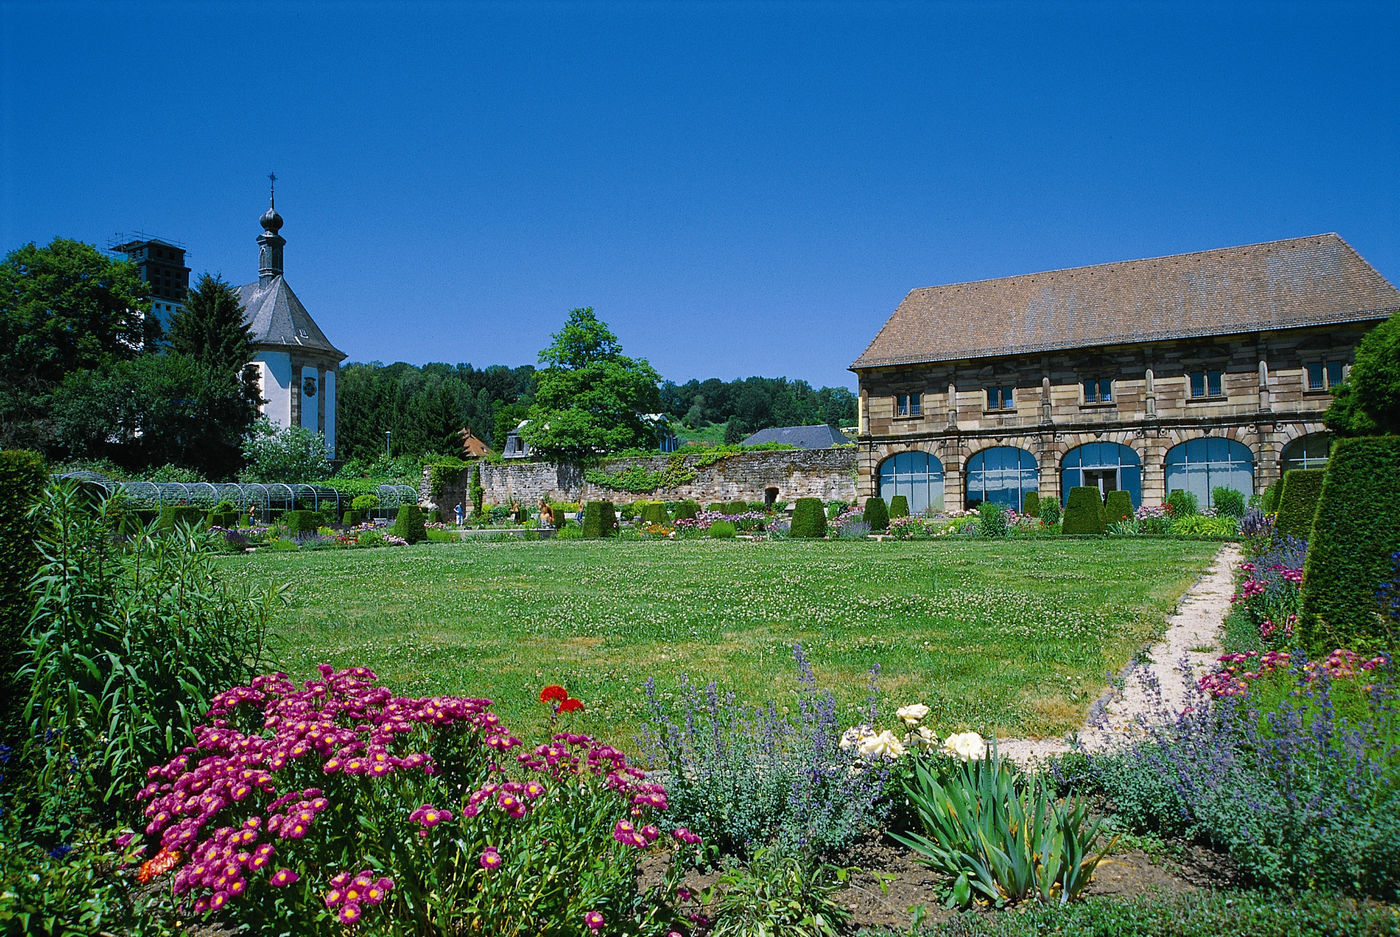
[240,417,330,482]
[0,238,157,448]
[520,308,661,461]
[1325,311,1400,436]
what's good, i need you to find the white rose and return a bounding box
[839,725,874,751]
[942,731,987,762]
[906,726,939,752]
[857,729,907,760]
[896,703,930,727]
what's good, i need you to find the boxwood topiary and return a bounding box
[1104,490,1133,524]
[1299,437,1400,655]
[1274,469,1326,541]
[863,496,889,532]
[1062,486,1107,535]
[887,495,909,520]
[583,500,618,538]
[392,504,427,543]
[1021,491,1040,518]
[791,498,827,539]
[157,505,207,531]
[1,450,47,734]
[641,501,669,525]
[725,501,749,515]
[708,520,737,539]
[284,510,324,536]
[1261,482,1280,514]
[342,509,362,526]
[706,503,724,513]
[673,500,699,521]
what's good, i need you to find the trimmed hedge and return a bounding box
[392,504,427,543]
[583,500,617,539]
[1299,436,1400,654]
[1021,491,1040,518]
[1275,468,1326,541]
[1104,490,1133,524]
[1260,481,1281,514]
[1062,486,1107,535]
[284,510,324,536]
[708,520,737,539]
[157,505,207,530]
[673,500,700,521]
[887,495,909,520]
[342,510,363,526]
[641,501,669,525]
[863,496,889,532]
[791,498,827,539]
[0,450,47,737]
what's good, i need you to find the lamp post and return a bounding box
[385,431,391,457]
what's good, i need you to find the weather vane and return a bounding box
[269,171,277,206]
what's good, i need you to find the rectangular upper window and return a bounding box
[1082,378,1113,404]
[986,386,1014,410]
[895,393,921,417]
[1306,361,1344,391]
[1189,370,1223,398]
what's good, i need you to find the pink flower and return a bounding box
[585,911,605,930]
[480,847,503,870]
[270,868,298,887]
[338,903,362,924]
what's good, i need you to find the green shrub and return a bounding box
[1062,487,1107,535]
[1299,436,1400,654]
[673,500,700,521]
[392,504,427,544]
[709,520,737,539]
[156,505,206,530]
[977,501,1009,539]
[1166,489,1198,517]
[0,450,46,740]
[887,495,909,519]
[707,502,724,513]
[1275,468,1326,540]
[1169,514,1238,538]
[790,498,827,539]
[469,462,484,516]
[342,509,362,526]
[641,501,669,525]
[1021,491,1040,518]
[583,500,618,539]
[1103,490,1133,524]
[213,499,236,515]
[724,500,749,515]
[1038,495,1061,527]
[709,849,851,937]
[1211,486,1246,518]
[1261,481,1281,513]
[863,496,889,532]
[351,493,380,515]
[283,509,324,536]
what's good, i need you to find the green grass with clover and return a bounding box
[219,539,1220,747]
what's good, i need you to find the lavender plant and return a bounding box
[638,645,889,860]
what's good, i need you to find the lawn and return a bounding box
[220,538,1221,748]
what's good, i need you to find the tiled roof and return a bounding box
[741,424,848,449]
[851,234,1400,370]
[234,276,346,360]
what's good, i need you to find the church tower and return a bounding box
[235,178,347,456]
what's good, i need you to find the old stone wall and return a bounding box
[421,449,857,510]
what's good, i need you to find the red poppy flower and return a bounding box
[539,685,568,704]
[558,698,584,714]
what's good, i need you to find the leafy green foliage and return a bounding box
[1038,496,1061,527]
[1274,468,1326,540]
[1260,481,1281,513]
[1103,491,1133,524]
[1063,487,1107,535]
[469,461,484,514]
[708,520,737,539]
[240,417,331,483]
[1021,491,1040,518]
[1325,310,1400,436]
[583,500,617,538]
[660,375,856,432]
[392,504,427,544]
[351,493,380,513]
[0,238,157,450]
[0,449,46,738]
[1167,515,1238,538]
[521,308,662,460]
[863,496,889,532]
[1166,489,1198,516]
[283,510,324,535]
[425,456,468,500]
[1300,436,1400,654]
[790,498,827,538]
[19,483,276,834]
[641,501,669,525]
[894,751,1114,907]
[1210,487,1246,518]
[708,849,852,937]
[155,505,205,530]
[673,500,699,521]
[978,502,1010,539]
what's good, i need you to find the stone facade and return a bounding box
[422,448,858,511]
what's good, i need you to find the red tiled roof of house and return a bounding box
[850,234,1400,371]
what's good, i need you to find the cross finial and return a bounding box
[269,171,277,207]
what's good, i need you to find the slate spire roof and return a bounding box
[851,234,1400,371]
[235,194,346,361]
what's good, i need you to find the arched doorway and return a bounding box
[877,451,945,514]
[1164,437,1254,509]
[1060,442,1143,508]
[965,446,1037,511]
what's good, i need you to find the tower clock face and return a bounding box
[303,375,317,398]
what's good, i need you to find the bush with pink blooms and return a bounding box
[134,666,704,936]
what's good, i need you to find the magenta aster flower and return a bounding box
[480,847,503,870]
[585,911,605,930]
[338,903,362,924]
[270,868,299,887]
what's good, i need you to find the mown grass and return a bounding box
[220,538,1220,749]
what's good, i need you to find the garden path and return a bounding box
[998,542,1242,765]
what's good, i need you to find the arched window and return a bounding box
[1164,438,1254,509]
[1060,442,1143,508]
[1280,434,1331,473]
[965,446,1038,511]
[877,451,945,515]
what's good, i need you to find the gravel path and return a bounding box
[997,542,1242,766]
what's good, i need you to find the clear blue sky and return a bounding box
[3,0,1397,392]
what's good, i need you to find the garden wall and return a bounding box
[421,449,858,511]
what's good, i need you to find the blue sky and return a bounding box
[3,0,1397,392]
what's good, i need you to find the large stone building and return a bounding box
[234,193,346,456]
[851,234,1400,513]
[111,234,190,332]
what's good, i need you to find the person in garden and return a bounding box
[247,503,257,526]
[454,502,463,526]
[537,498,555,528]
